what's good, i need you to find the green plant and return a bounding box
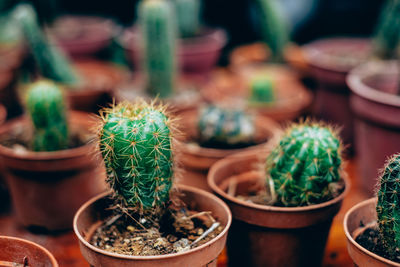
[376,153,400,260]
[98,101,174,213]
[266,122,342,207]
[173,0,201,38]
[249,77,275,104]
[139,0,177,98]
[198,105,255,146]
[26,79,69,152]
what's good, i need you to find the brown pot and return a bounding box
[0,103,6,124]
[0,111,106,231]
[207,151,349,267]
[0,235,58,266]
[73,185,232,267]
[344,198,400,266]
[347,60,400,195]
[177,109,280,191]
[303,38,371,151]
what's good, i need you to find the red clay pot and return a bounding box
[0,104,6,124]
[207,151,348,267]
[0,111,106,231]
[177,109,280,192]
[73,185,232,267]
[303,38,371,151]
[344,198,400,267]
[0,235,58,266]
[347,60,400,195]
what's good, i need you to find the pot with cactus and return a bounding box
[73,100,231,266]
[208,121,349,267]
[0,80,106,230]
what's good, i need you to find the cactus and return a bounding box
[98,101,174,213]
[13,4,79,85]
[139,0,177,98]
[173,0,201,38]
[198,105,256,147]
[266,122,342,207]
[249,77,275,104]
[376,153,400,260]
[26,80,69,152]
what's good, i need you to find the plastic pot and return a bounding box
[73,185,232,267]
[207,151,349,267]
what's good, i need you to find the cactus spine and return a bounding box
[98,101,174,213]
[26,80,69,152]
[376,153,400,260]
[266,122,342,206]
[173,0,201,38]
[139,0,177,98]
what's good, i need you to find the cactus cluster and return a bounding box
[198,105,256,147]
[249,77,275,104]
[139,0,177,98]
[26,80,69,152]
[173,0,201,38]
[376,153,400,260]
[98,101,174,213]
[266,122,342,207]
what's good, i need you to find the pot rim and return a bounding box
[347,60,400,107]
[73,184,232,261]
[343,197,400,266]
[0,104,6,124]
[207,151,349,213]
[0,235,59,267]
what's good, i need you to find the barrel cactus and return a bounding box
[173,0,201,38]
[249,77,275,104]
[266,122,342,206]
[98,101,174,213]
[376,153,400,260]
[26,80,69,152]
[139,0,177,98]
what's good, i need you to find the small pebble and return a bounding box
[127,226,135,232]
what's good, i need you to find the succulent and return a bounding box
[26,80,69,152]
[173,0,201,38]
[139,0,177,98]
[249,77,275,104]
[266,122,342,207]
[198,105,256,147]
[98,101,174,213]
[376,153,400,260]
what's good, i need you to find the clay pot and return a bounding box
[347,60,400,195]
[0,111,106,231]
[73,185,232,267]
[0,235,58,266]
[177,109,280,191]
[344,198,400,266]
[0,104,6,124]
[303,38,371,150]
[229,42,270,68]
[207,151,349,267]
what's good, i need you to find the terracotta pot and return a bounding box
[303,38,371,151]
[347,60,400,195]
[73,185,232,267]
[207,151,349,267]
[0,104,7,212]
[177,109,280,191]
[0,104,6,124]
[0,111,106,231]
[229,42,270,68]
[344,198,400,266]
[0,235,58,266]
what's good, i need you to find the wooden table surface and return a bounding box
[0,158,369,267]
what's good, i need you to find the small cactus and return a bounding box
[266,122,342,206]
[139,0,177,98]
[249,77,275,104]
[173,0,201,38]
[198,105,256,147]
[376,153,400,260]
[98,101,174,213]
[26,80,69,152]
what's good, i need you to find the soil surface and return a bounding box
[198,140,258,150]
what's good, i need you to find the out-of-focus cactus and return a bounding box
[173,0,201,38]
[249,77,275,104]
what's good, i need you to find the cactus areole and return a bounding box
[266,122,342,207]
[98,101,174,213]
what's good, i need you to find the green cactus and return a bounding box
[0,11,22,46]
[26,80,69,152]
[376,153,400,260]
[266,122,342,207]
[139,0,177,98]
[198,105,256,148]
[249,77,275,104]
[173,0,201,38]
[98,101,174,213]
[13,4,79,85]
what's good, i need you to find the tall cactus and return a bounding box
[98,101,174,213]
[266,122,342,206]
[376,153,400,260]
[26,80,69,152]
[173,0,201,38]
[139,0,177,98]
